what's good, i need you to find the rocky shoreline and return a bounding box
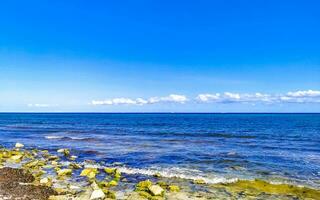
[0,143,319,200]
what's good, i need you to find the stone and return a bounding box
[168,185,180,192]
[40,177,49,184]
[91,181,100,190]
[15,143,24,148]
[69,155,78,160]
[57,149,70,156]
[148,185,164,196]
[57,168,72,176]
[136,180,152,191]
[48,195,73,200]
[80,168,98,179]
[108,180,118,187]
[90,189,105,200]
[104,167,115,174]
[193,179,206,184]
[10,154,23,160]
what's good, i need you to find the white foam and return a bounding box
[116,166,238,184]
[45,136,87,140]
[75,160,237,184]
[45,136,64,139]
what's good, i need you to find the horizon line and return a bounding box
[0,112,319,114]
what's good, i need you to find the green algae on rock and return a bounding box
[80,167,99,179]
[104,167,116,174]
[136,180,153,192]
[211,179,320,199]
[168,185,180,192]
[193,179,206,184]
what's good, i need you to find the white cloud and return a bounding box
[197,90,320,104]
[286,90,320,97]
[91,94,188,106]
[91,90,320,106]
[279,90,320,103]
[148,94,188,104]
[196,92,272,103]
[27,104,56,107]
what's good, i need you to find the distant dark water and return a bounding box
[0,113,319,188]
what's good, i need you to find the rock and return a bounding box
[91,181,100,190]
[153,172,161,177]
[48,155,59,161]
[40,177,50,184]
[51,161,59,166]
[69,163,82,169]
[104,167,115,174]
[148,185,164,196]
[69,155,78,160]
[138,191,152,199]
[57,149,70,156]
[106,190,116,199]
[10,154,23,160]
[157,181,168,189]
[90,189,105,200]
[80,168,98,179]
[108,180,118,187]
[136,180,152,191]
[126,192,147,200]
[69,185,81,190]
[168,185,180,192]
[193,179,206,184]
[48,195,73,200]
[114,169,121,181]
[167,192,192,200]
[15,143,24,148]
[57,168,72,176]
[75,188,92,200]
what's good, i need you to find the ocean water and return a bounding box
[0,113,319,189]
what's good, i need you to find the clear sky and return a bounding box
[0,0,319,112]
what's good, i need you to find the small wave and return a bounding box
[116,166,237,184]
[45,136,64,139]
[45,135,96,141]
[75,160,237,184]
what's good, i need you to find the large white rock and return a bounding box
[40,177,49,184]
[15,143,24,148]
[148,185,164,196]
[90,189,105,200]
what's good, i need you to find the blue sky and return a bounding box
[0,0,319,112]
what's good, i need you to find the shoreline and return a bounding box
[0,143,319,200]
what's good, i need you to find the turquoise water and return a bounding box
[0,113,319,188]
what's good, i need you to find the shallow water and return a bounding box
[0,113,319,189]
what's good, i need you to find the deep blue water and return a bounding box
[0,113,319,188]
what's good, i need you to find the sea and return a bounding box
[0,113,319,189]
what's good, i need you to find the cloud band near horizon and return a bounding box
[91,90,320,106]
